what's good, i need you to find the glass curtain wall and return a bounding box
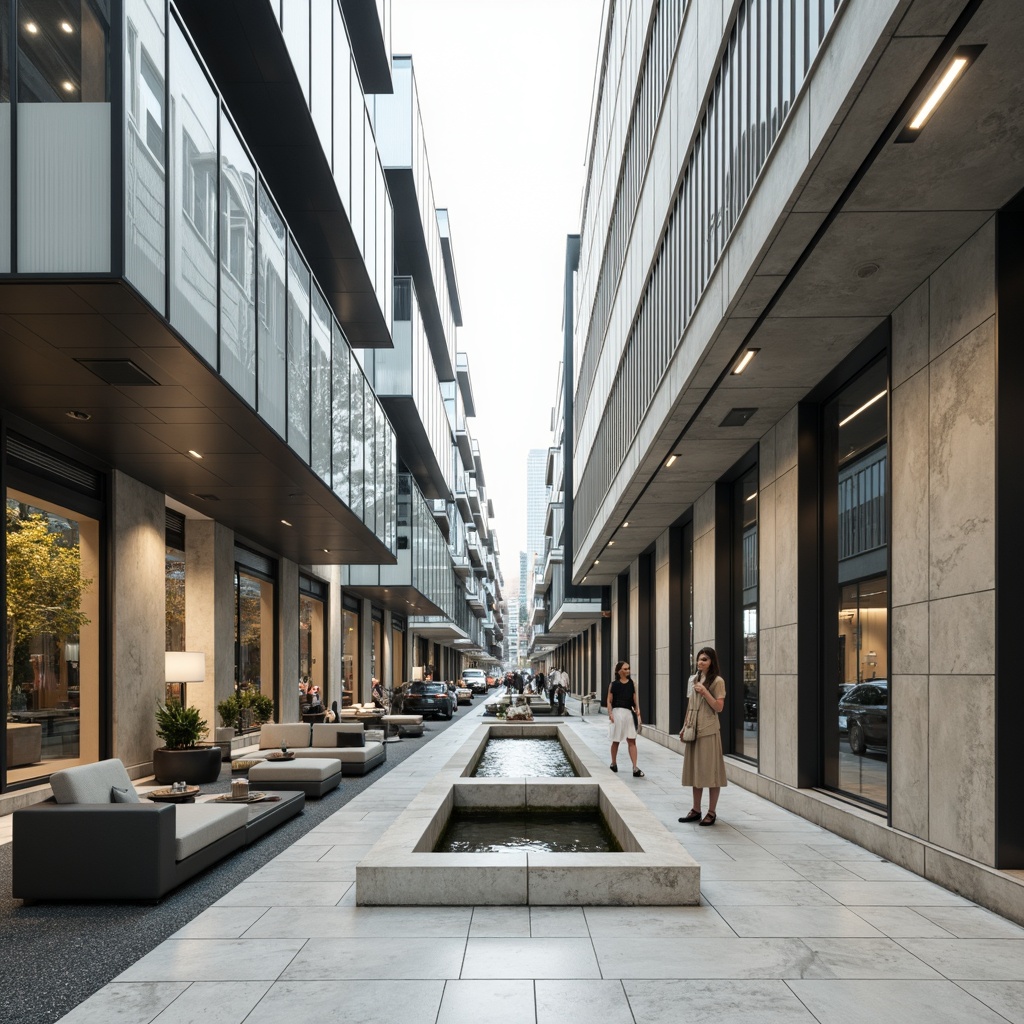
[287,241,311,462]
[735,467,758,761]
[5,489,100,786]
[824,358,889,807]
[371,610,382,686]
[0,0,8,272]
[299,582,325,708]
[235,568,275,697]
[165,521,185,703]
[391,617,404,688]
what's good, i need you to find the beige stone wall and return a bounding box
[111,471,165,774]
[890,217,996,864]
[758,406,800,788]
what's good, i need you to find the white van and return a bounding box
[461,668,488,694]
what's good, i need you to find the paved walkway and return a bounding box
[58,703,1024,1024]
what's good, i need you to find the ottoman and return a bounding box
[248,757,341,798]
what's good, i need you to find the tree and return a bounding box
[6,505,92,706]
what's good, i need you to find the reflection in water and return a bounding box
[472,737,577,777]
[435,810,621,854]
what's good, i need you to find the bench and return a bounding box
[248,757,341,797]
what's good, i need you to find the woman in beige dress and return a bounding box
[678,647,727,826]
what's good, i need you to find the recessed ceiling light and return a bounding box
[65,409,91,421]
[60,20,74,33]
[62,80,75,93]
[281,519,292,527]
[897,46,983,142]
[665,454,678,468]
[608,540,615,546]
[25,21,38,34]
[622,521,629,528]
[187,449,203,459]
[323,548,329,553]
[731,348,759,374]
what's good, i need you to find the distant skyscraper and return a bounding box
[526,449,547,567]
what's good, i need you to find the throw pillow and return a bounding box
[111,785,140,803]
[336,731,365,748]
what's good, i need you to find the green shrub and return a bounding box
[155,701,207,749]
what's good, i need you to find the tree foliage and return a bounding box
[6,505,92,703]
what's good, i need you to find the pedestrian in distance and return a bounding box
[607,660,644,777]
[678,646,727,826]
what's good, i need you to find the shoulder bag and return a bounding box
[681,692,701,742]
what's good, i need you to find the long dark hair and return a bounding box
[695,646,721,683]
[613,660,635,688]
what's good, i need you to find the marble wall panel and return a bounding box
[890,674,929,840]
[891,368,930,607]
[929,217,995,360]
[928,591,995,676]
[891,601,928,676]
[928,674,995,865]
[774,470,799,627]
[774,673,799,788]
[694,485,716,539]
[758,670,777,780]
[693,530,716,648]
[759,426,777,485]
[759,479,777,630]
[111,472,166,772]
[929,317,995,600]
[776,406,799,477]
[892,280,929,388]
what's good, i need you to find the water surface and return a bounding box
[472,737,577,777]
[435,809,620,853]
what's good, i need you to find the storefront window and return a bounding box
[165,538,185,704]
[391,620,405,687]
[5,490,100,785]
[371,610,382,688]
[235,568,274,697]
[734,466,758,762]
[342,603,359,705]
[299,583,325,709]
[825,357,889,807]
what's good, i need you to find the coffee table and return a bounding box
[147,786,201,803]
[198,790,305,841]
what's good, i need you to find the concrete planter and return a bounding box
[152,745,223,785]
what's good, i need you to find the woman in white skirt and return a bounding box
[607,660,644,777]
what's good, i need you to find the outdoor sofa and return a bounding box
[257,722,385,775]
[11,758,304,901]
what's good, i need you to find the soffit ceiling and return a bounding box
[577,0,1024,582]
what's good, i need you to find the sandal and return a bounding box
[609,763,618,772]
[699,811,717,827]
[678,809,702,823]
[632,768,645,777]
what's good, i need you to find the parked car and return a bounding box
[455,685,473,705]
[404,681,454,720]
[836,683,856,731]
[839,680,888,755]
[462,668,489,695]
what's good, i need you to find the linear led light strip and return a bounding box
[839,390,886,428]
[909,57,969,130]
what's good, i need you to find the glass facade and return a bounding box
[825,358,889,807]
[299,582,325,708]
[342,603,359,705]
[6,490,100,786]
[258,182,288,436]
[735,467,758,762]
[287,241,312,463]
[235,568,275,697]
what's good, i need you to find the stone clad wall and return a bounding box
[890,217,997,865]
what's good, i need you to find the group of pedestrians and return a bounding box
[604,646,728,826]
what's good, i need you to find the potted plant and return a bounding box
[152,701,222,784]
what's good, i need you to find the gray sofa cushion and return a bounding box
[312,722,361,745]
[249,758,340,783]
[259,723,313,750]
[111,785,140,803]
[50,759,134,804]
[336,730,365,748]
[305,744,383,763]
[174,804,248,861]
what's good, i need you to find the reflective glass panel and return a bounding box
[736,467,758,762]
[331,321,351,505]
[280,0,309,103]
[310,287,332,485]
[310,0,331,157]
[257,183,287,436]
[342,606,359,704]
[299,591,325,706]
[332,4,350,211]
[349,357,364,520]
[236,569,274,696]
[287,239,311,462]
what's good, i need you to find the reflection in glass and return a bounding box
[5,490,100,785]
[235,570,274,696]
[349,357,364,521]
[257,184,287,435]
[287,241,311,462]
[170,20,217,363]
[310,0,332,156]
[165,544,185,651]
[391,624,404,688]
[281,0,309,102]
[125,0,166,310]
[342,606,359,705]
[332,322,351,504]
[299,591,325,705]
[362,377,375,527]
[332,3,351,211]
[311,289,332,485]
[17,0,109,102]
[736,466,758,762]
[220,114,256,403]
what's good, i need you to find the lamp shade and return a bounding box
[164,651,206,683]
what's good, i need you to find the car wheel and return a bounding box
[849,721,866,756]
[446,706,453,720]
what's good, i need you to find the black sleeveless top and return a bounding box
[609,679,636,709]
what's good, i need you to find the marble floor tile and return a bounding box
[700,880,838,906]
[529,906,590,937]
[116,939,306,983]
[714,905,884,938]
[437,980,536,1024]
[171,907,270,939]
[470,906,532,937]
[149,982,272,1024]
[583,905,734,937]
[536,980,635,1024]
[847,907,955,938]
[272,844,334,862]
[623,979,819,1023]
[461,937,601,979]
[788,979,1013,1024]
[243,905,474,938]
[788,861,863,882]
[809,844,885,861]
[716,843,783,860]
[281,937,466,980]
[811,880,972,907]
[758,843,836,861]
[244,980,445,1024]
[593,936,815,979]
[835,860,920,882]
[59,983,190,1024]
[897,938,1024,980]
[957,981,1024,1024]
[698,860,806,881]
[798,937,942,979]
[212,881,352,906]
[911,906,1024,938]
[247,860,362,882]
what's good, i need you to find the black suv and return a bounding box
[403,681,454,720]
[838,680,888,755]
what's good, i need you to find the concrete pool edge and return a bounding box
[355,722,700,905]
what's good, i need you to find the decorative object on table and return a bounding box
[213,790,268,803]
[266,750,295,760]
[146,784,201,803]
[231,758,262,772]
[230,777,249,800]
[152,695,222,785]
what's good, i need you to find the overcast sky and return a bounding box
[388,0,604,590]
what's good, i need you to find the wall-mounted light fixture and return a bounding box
[665,454,678,468]
[731,348,759,374]
[896,46,984,142]
[187,449,203,459]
